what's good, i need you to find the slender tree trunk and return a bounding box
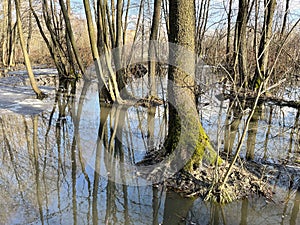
[196,0,210,57]
[42,0,69,76]
[15,0,46,99]
[58,0,86,78]
[83,0,117,102]
[122,0,131,46]
[281,0,290,35]
[6,0,15,68]
[226,0,233,66]
[1,0,8,66]
[27,0,33,54]
[148,0,162,97]
[115,0,128,92]
[30,1,66,76]
[252,0,277,90]
[65,0,76,76]
[234,0,249,87]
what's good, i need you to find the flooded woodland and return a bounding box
[0,0,300,224]
[0,66,299,224]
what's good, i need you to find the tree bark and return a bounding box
[83,0,121,103]
[58,0,86,78]
[27,0,33,54]
[252,0,277,90]
[167,0,220,173]
[196,0,210,57]
[234,0,249,87]
[226,0,233,66]
[281,0,290,35]
[148,0,162,97]
[30,1,66,76]
[15,0,46,99]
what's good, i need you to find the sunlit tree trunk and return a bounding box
[122,0,131,46]
[115,0,127,91]
[166,0,219,173]
[64,0,76,76]
[99,0,128,94]
[83,0,111,99]
[15,0,46,99]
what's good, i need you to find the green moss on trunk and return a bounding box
[183,123,222,173]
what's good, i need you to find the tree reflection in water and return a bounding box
[0,80,299,224]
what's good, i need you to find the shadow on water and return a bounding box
[0,76,299,224]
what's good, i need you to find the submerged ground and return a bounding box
[0,68,299,224]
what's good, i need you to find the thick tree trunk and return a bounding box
[167,0,220,173]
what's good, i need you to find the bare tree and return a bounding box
[234,0,250,87]
[281,0,290,35]
[251,0,277,90]
[15,0,46,99]
[58,0,86,78]
[1,0,16,68]
[226,0,234,66]
[148,0,162,97]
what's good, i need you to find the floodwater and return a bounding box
[0,71,299,225]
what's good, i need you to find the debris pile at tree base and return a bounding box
[137,149,274,203]
[164,162,273,203]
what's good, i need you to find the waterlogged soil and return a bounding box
[0,69,57,114]
[0,69,299,224]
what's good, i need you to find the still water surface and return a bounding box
[0,77,299,225]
